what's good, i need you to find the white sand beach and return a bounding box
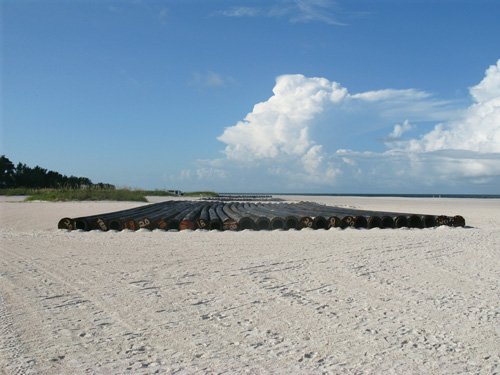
[0,196,499,374]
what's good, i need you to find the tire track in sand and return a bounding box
[0,244,164,373]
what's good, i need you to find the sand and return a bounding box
[0,196,499,374]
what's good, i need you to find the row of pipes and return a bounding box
[58,200,466,231]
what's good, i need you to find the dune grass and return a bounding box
[0,188,37,196]
[24,188,148,202]
[0,188,218,202]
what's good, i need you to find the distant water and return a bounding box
[221,193,500,199]
[288,193,500,199]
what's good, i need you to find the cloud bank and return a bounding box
[212,59,500,192]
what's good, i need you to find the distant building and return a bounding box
[167,189,183,196]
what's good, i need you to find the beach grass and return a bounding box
[23,188,148,202]
[1,188,218,202]
[0,188,38,196]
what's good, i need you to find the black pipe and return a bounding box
[354,215,368,229]
[423,215,436,228]
[367,216,382,229]
[381,216,395,228]
[58,200,465,232]
[73,200,172,231]
[229,203,256,230]
[452,215,466,227]
[196,204,210,229]
[312,216,329,229]
[209,204,222,230]
[216,204,238,231]
[58,217,75,230]
[408,215,423,228]
[394,215,408,228]
[284,215,299,230]
[252,204,286,230]
[106,202,183,231]
[221,204,252,230]
[341,215,355,228]
[328,216,342,229]
[239,203,271,230]
[179,204,206,230]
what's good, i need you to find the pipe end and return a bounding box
[58,218,74,230]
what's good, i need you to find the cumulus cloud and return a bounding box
[388,120,413,139]
[217,73,456,187]
[404,60,500,154]
[212,59,500,191]
[218,74,347,165]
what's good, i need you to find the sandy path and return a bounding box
[0,197,499,374]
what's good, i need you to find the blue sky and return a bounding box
[2,0,500,193]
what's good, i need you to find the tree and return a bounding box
[0,155,15,187]
[1,155,114,189]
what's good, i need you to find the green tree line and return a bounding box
[0,155,115,189]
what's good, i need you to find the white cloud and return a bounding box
[216,0,344,26]
[219,7,260,17]
[404,60,500,155]
[301,144,324,171]
[287,0,344,26]
[218,74,347,164]
[213,59,500,192]
[351,88,429,102]
[470,61,500,103]
[196,168,227,180]
[389,119,412,139]
[217,73,453,185]
[190,71,233,88]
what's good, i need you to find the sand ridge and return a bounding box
[0,197,499,374]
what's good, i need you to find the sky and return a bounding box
[2,0,500,194]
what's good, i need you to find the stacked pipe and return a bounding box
[205,193,281,201]
[58,200,465,231]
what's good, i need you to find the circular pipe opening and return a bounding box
[452,215,465,227]
[196,219,207,229]
[395,216,408,228]
[313,216,328,229]
[256,217,270,230]
[423,215,436,228]
[167,220,180,230]
[179,220,195,230]
[271,217,285,230]
[381,216,394,228]
[58,218,73,230]
[299,216,314,229]
[109,220,122,231]
[285,216,298,230]
[328,216,341,229]
[239,217,255,230]
[436,215,449,226]
[354,216,368,228]
[341,216,355,228]
[209,220,222,230]
[408,215,423,228]
[223,220,238,231]
[156,219,168,230]
[367,216,382,229]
